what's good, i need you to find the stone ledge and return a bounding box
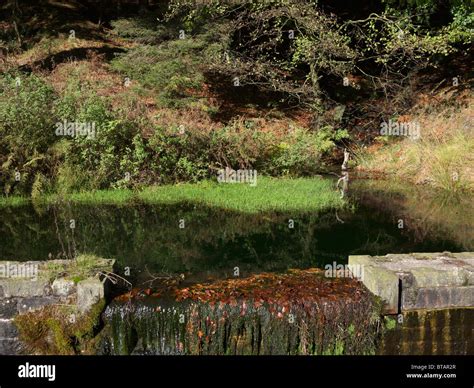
[349,252,474,312]
[77,278,105,313]
[0,256,115,355]
[0,279,50,298]
[0,318,18,338]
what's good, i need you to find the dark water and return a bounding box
[1,178,472,355]
[0,179,471,283]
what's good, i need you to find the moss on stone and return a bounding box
[44,255,114,283]
[14,300,105,355]
[384,316,397,330]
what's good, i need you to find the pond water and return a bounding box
[1,178,471,283]
[1,177,472,355]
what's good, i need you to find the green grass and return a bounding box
[356,105,474,192]
[138,176,344,213]
[0,177,345,214]
[0,196,30,208]
[44,254,114,283]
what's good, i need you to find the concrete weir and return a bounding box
[349,252,474,313]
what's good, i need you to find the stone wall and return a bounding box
[349,252,474,313]
[0,258,114,355]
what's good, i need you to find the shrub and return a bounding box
[148,125,211,184]
[268,126,348,176]
[110,38,211,108]
[209,119,273,171]
[109,17,172,44]
[145,118,347,183]
[0,73,57,195]
[61,117,142,191]
[53,80,148,191]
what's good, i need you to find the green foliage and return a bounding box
[268,127,349,176]
[110,38,209,108]
[217,2,355,108]
[1,0,470,199]
[61,117,141,191]
[144,119,345,183]
[359,1,473,68]
[109,17,171,44]
[15,300,106,355]
[0,73,57,195]
[0,73,55,153]
[0,65,341,195]
[53,81,146,192]
[445,4,474,44]
[146,125,209,184]
[384,316,398,330]
[209,120,272,171]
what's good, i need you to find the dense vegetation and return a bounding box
[0,0,472,197]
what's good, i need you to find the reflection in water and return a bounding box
[0,179,471,284]
[350,179,473,251]
[336,171,349,199]
[0,178,472,355]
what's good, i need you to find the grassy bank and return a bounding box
[0,27,346,198]
[0,177,345,214]
[356,100,474,192]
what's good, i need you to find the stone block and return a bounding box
[349,252,474,312]
[16,296,62,314]
[349,255,400,311]
[77,278,104,313]
[52,278,76,297]
[0,339,20,355]
[0,279,50,298]
[0,319,18,338]
[0,299,18,319]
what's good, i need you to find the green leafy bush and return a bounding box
[110,38,210,108]
[51,80,146,191]
[148,125,211,184]
[0,73,57,195]
[267,126,349,176]
[109,17,172,44]
[60,117,142,191]
[144,119,346,183]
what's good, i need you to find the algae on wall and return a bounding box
[378,308,474,355]
[14,300,106,355]
[100,269,383,355]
